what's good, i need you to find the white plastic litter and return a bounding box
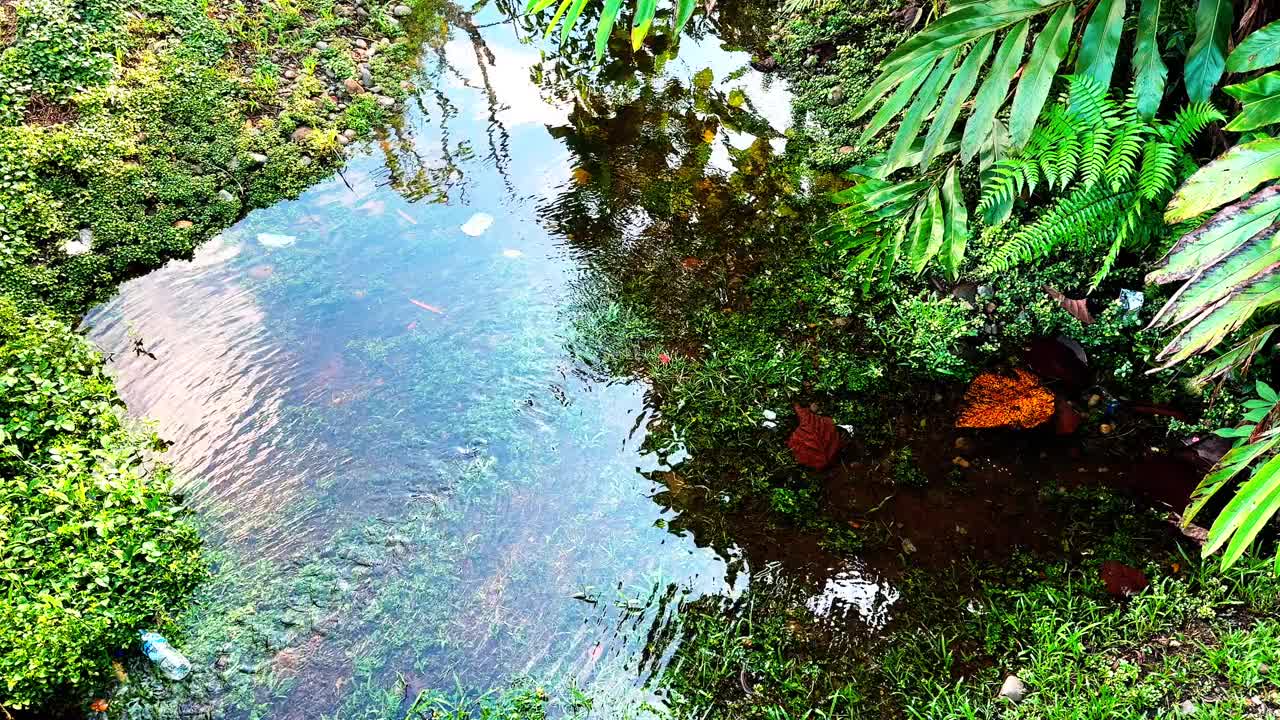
[257,233,297,248]
[461,212,494,237]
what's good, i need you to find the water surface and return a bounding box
[84,8,896,717]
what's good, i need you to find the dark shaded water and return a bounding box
[82,7,900,718]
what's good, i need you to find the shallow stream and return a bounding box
[82,7,898,718]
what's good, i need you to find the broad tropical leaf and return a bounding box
[594,0,624,61]
[1075,0,1126,88]
[940,166,969,280]
[1224,71,1280,132]
[1190,325,1279,389]
[1132,0,1167,118]
[1165,138,1280,223]
[1009,3,1076,148]
[1228,18,1280,73]
[919,35,993,170]
[1185,431,1280,526]
[1205,451,1280,569]
[631,0,656,50]
[961,21,1029,163]
[1184,0,1232,103]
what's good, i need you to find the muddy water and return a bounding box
[82,6,895,718]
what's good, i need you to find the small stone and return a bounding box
[284,69,297,79]
[1088,393,1103,407]
[337,134,351,145]
[1177,700,1197,716]
[356,6,367,15]
[298,156,313,168]
[315,40,329,50]
[1259,663,1270,675]
[369,85,382,94]
[838,145,855,154]
[998,675,1028,703]
[214,655,231,670]
[392,3,411,15]
[376,95,395,108]
[826,85,846,105]
[1100,423,1115,434]
[217,189,236,202]
[248,152,268,164]
[173,219,193,229]
[343,78,364,95]
[64,229,93,256]
[976,284,994,298]
[342,128,357,139]
[290,126,313,143]
[358,66,373,86]
[952,456,970,468]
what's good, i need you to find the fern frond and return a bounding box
[1164,101,1225,149]
[984,185,1138,273]
[1078,123,1113,189]
[1104,120,1146,190]
[1137,141,1177,201]
[1065,75,1110,126]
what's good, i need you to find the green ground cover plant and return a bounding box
[0,299,203,709]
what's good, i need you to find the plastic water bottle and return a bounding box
[140,631,192,680]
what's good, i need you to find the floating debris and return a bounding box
[502,248,524,258]
[409,298,445,314]
[395,209,418,225]
[257,233,297,248]
[460,212,494,237]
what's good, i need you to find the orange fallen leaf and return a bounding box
[956,369,1055,429]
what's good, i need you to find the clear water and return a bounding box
[84,8,896,718]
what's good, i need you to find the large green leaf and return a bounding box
[858,59,938,146]
[1190,325,1280,390]
[961,21,1029,163]
[560,0,593,42]
[1206,451,1280,568]
[1149,219,1280,329]
[543,0,576,40]
[674,0,696,34]
[1075,0,1126,88]
[631,0,656,50]
[919,36,993,170]
[1150,184,1280,284]
[1166,139,1280,223]
[1184,0,1232,103]
[909,187,946,274]
[940,165,969,280]
[1227,19,1280,73]
[879,0,1063,72]
[1185,432,1280,526]
[1154,277,1280,367]
[593,0,624,61]
[1009,3,1075,148]
[882,49,960,175]
[1224,71,1280,132]
[1133,0,1168,119]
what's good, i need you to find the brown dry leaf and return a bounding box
[1046,287,1093,325]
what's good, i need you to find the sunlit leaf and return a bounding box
[1133,0,1167,118]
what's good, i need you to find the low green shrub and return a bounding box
[0,300,204,708]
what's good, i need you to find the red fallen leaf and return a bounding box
[1045,287,1094,325]
[681,257,704,270]
[1100,561,1149,598]
[659,352,671,365]
[788,405,841,470]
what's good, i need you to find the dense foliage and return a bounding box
[0,299,204,708]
